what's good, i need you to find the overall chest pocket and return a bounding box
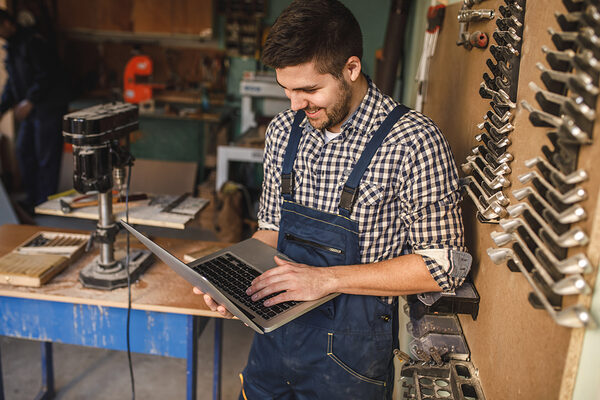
[279,221,350,267]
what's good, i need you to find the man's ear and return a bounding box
[344,56,362,82]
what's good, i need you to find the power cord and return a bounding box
[124,163,135,400]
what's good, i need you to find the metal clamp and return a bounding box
[487,246,595,328]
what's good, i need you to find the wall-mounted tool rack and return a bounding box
[420,0,600,398]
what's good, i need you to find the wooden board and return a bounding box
[0,231,90,287]
[0,224,227,318]
[35,194,209,229]
[0,253,68,287]
[423,1,600,399]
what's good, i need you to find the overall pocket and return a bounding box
[284,233,344,255]
[325,332,391,387]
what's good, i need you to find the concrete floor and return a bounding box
[1,318,254,400]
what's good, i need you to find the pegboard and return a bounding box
[422,1,600,399]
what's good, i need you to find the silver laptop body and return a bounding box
[120,220,339,334]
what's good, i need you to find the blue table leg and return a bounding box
[213,318,223,400]
[0,340,4,400]
[187,315,198,400]
[34,341,54,400]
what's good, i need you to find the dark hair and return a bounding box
[0,9,15,25]
[262,0,363,79]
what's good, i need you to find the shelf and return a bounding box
[60,28,220,50]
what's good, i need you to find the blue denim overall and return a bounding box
[240,105,409,400]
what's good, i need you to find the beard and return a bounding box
[306,78,352,131]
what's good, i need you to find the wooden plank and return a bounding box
[0,224,228,318]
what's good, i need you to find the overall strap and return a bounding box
[338,104,410,217]
[281,110,306,200]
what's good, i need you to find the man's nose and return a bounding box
[287,91,308,111]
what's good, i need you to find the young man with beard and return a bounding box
[195,1,470,398]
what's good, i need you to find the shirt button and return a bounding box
[342,168,352,177]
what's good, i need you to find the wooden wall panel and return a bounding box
[56,0,133,31]
[423,1,598,399]
[56,0,211,35]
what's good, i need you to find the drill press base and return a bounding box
[79,249,153,290]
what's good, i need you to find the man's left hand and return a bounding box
[246,256,336,306]
[15,99,33,121]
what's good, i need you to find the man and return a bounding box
[195,1,471,398]
[0,9,69,208]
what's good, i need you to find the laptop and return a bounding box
[120,220,339,334]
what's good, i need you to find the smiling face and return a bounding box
[276,59,364,133]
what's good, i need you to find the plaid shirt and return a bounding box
[257,77,466,291]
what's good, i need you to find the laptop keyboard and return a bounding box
[191,253,298,320]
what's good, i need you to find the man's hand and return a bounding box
[192,287,234,318]
[246,256,336,307]
[14,99,33,121]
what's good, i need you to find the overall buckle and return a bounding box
[339,185,358,213]
[281,172,294,195]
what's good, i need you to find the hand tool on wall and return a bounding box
[497,205,591,275]
[518,170,587,204]
[460,178,507,221]
[513,186,587,225]
[506,204,589,247]
[472,144,513,168]
[487,246,594,328]
[456,0,495,49]
[491,228,589,296]
[416,2,446,112]
[476,132,511,157]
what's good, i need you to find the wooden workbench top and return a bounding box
[0,224,226,318]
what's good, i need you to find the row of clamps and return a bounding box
[490,0,598,328]
[460,0,526,223]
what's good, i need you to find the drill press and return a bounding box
[62,102,153,289]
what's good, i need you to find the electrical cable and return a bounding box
[124,163,135,400]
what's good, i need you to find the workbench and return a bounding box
[0,224,231,400]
